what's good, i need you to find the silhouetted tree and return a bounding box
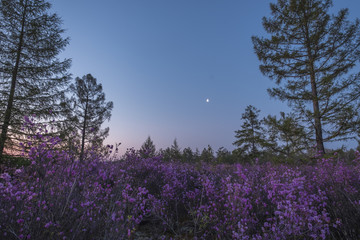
[263,112,311,159]
[140,136,156,158]
[160,139,182,162]
[200,145,215,163]
[0,0,71,161]
[68,74,113,161]
[252,0,360,154]
[216,147,233,164]
[182,147,195,163]
[233,105,265,160]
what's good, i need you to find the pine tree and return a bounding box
[233,105,265,160]
[263,112,310,158]
[182,147,195,162]
[200,145,215,163]
[68,74,113,161]
[216,147,233,164]
[139,136,156,158]
[170,138,182,161]
[0,0,71,161]
[160,139,182,162]
[252,0,360,154]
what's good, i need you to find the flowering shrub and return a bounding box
[1,119,360,239]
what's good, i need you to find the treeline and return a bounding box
[0,0,113,164]
[134,129,359,166]
[120,0,360,163]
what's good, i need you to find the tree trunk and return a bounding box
[0,1,28,162]
[310,73,325,154]
[304,15,326,155]
[80,98,88,162]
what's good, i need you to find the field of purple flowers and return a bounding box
[1,125,360,239]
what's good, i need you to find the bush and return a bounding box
[1,119,360,239]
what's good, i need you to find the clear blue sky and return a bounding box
[50,0,360,153]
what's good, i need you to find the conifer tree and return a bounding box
[68,74,113,161]
[200,145,215,163]
[263,112,310,158]
[160,139,182,162]
[0,0,71,161]
[252,0,360,154]
[140,136,156,158]
[182,147,195,162]
[233,105,265,159]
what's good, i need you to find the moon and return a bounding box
[206,98,210,103]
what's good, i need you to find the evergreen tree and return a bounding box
[216,147,233,164]
[0,0,71,161]
[68,74,113,161]
[252,0,360,154]
[182,147,195,163]
[263,112,311,158]
[233,105,265,160]
[160,139,182,162]
[200,145,215,163]
[139,136,156,158]
[170,138,182,161]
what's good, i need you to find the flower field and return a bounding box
[1,132,360,239]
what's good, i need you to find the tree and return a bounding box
[252,0,360,154]
[139,136,156,158]
[0,0,71,161]
[263,112,311,158]
[182,147,195,162]
[160,139,182,162]
[216,147,233,164]
[68,74,113,161]
[170,138,182,161]
[233,105,265,160]
[200,145,215,163]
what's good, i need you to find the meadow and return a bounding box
[0,122,360,239]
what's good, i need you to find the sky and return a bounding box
[49,0,360,154]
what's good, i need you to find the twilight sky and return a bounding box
[50,0,360,153]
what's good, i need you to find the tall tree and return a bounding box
[252,0,360,154]
[68,74,113,161]
[0,0,71,161]
[233,105,265,159]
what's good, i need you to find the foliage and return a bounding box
[200,145,215,163]
[216,147,234,164]
[0,155,30,169]
[65,74,113,161]
[252,0,360,154]
[233,105,265,161]
[160,139,182,162]
[0,0,71,160]
[263,112,311,159]
[139,136,156,159]
[1,119,360,239]
[181,147,196,163]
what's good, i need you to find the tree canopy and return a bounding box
[0,0,71,161]
[252,0,360,154]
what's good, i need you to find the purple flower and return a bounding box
[44,222,52,228]
[17,219,24,224]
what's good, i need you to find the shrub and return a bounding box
[1,118,359,239]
